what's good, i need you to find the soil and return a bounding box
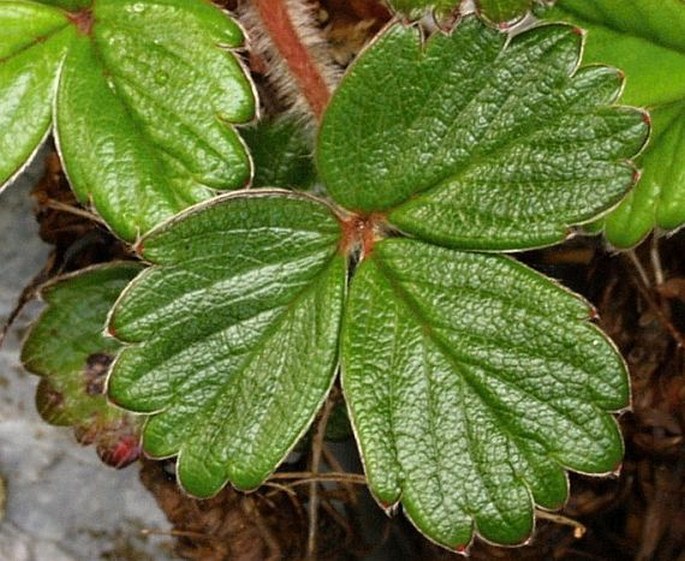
[9,1,684,559]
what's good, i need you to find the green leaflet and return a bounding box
[318,19,648,250]
[0,2,73,187]
[475,0,533,23]
[605,101,685,244]
[21,263,144,468]
[541,0,685,247]
[241,117,316,190]
[1,0,255,241]
[108,191,346,496]
[342,239,627,548]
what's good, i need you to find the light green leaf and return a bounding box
[0,1,74,188]
[54,0,255,240]
[317,18,648,250]
[605,101,685,245]
[21,263,144,468]
[108,191,346,496]
[387,0,457,18]
[342,238,627,548]
[242,117,316,190]
[476,0,532,24]
[540,0,685,247]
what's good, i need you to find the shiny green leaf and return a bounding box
[108,191,346,496]
[342,238,627,548]
[318,18,648,250]
[0,1,74,189]
[0,0,255,241]
[21,263,144,468]
[55,0,255,240]
[242,117,316,190]
[541,0,685,247]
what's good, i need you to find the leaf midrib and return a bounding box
[372,253,604,462]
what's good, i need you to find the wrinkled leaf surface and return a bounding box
[318,19,648,250]
[342,239,628,548]
[542,0,685,247]
[108,191,346,496]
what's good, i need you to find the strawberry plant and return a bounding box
[1,0,669,555]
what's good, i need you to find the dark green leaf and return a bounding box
[21,263,144,468]
[318,18,648,250]
[108,191,346,496]
[0,2,74,188]
[540,0,685,247]
[342,238,627,548]
[242,117,316,190]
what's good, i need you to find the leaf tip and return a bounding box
[105,323,118,339]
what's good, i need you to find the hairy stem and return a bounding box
[251,0,331,119]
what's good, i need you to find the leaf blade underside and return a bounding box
[108,191,346,496]
[342,239,628,548]
[317,18,648,250]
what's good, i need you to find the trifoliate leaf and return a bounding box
[317,18,648,250]
[21,263,144,468]
[475,0,532,24]
[0,2,74,188]
[241,117,316,190]
[541,0,685,247]
[342,238,627,549]
[108,191,346,496]
[1,0,255,241]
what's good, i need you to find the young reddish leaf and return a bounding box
[21,263,145,469]
[541,0,685,247]
[107,191,346,497]
[342,239,628,548]
[317,18,648,250]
